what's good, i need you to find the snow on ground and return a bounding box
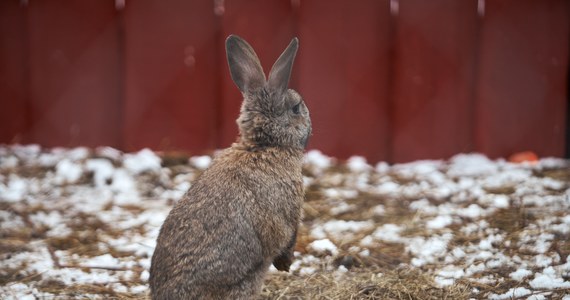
[1,145,569,299]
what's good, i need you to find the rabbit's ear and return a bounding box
[267,37,299,95]
[226,35,266,92]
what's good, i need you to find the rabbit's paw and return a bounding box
[272,250,293,272]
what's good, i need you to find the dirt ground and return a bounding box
[1,145,569,299]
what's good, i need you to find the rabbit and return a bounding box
[149,34,311,300]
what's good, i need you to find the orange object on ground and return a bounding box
[509,151,539,164]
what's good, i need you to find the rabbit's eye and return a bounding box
[292,103,301,115]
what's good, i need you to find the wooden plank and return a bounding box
[0,1,29,144]
[218,0,296,147]
[27,0,122,148]
[123,0,219,153]
[391,0,479,163]
[475,0,569,158]
[298,0,392,162]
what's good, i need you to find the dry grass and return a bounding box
[260,267,470,300]
[36,280,149,300]
[26,268,470,300]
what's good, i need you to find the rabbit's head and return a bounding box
[226,35,311,150]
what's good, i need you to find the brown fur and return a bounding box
[149,35,311,300]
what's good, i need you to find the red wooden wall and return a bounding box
[475,0,569,159]
[391,0,479,162]
[123,0,219,151]
[0,0,568,163]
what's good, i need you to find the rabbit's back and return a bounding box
[149,148,303,299]
[150,204,266,299]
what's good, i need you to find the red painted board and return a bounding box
[391,0,479,163]
[298,0,392,163]
[219,0,295,148]
[0,1,29,144]
[123,0,219,153]
[475,0,569,158]
[27,0,122,148]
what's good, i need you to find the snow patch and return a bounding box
[86,158,115,187]
[190,155,212,170]
[123,148,161,174]
[509,268,533,281]
[305,150,332,170]
[488,287,532,300]
[346,156,371,172]
[529,267,570,289]
[307,239,338,256]
[447,153,498,177]
[55,159,83,184]
[426,215,453,229]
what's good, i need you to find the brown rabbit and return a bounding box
[149,35,311,300]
